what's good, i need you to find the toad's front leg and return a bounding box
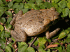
[10,11,23,25]
[46,28,60,39]
[11,30,27,42]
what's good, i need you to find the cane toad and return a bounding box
[10,7,59,41]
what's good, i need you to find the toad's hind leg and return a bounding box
[11,30,27,42]
[46,28,60,39]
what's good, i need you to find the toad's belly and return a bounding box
[21,25,49,36]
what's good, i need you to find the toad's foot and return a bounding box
[46,28,60,39]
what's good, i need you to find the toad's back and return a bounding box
[15,10,51,36]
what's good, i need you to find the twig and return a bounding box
[12,42,17,49]
[32,44,39,50]
[45,44,58,50]
[43,0,46,2]
[43,0,51,2]
[51,39,58,44]
[29,37,37,47]
[47,44,58,48]
[15,48,18,52]
[5,37,7,47]
[0,22,3,25]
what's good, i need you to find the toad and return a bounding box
[10,7,60,42]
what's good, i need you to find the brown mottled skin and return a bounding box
[10,7,59,42]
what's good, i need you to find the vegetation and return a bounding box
[0,0,70,52]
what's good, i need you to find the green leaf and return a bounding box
[61,8,69,17]
[13,3,23,11]
[51,0,55,3]
[5,11,12,17]
[11,37,15,42]
[66,44,70,52]
[57,46,63,52]
[44,2,52,8]
[46,49,50,52]
[0,39,5,49]
[13,0,22,2]
[67,2,70,9]
[69,10,70,18]
[13,3,24,11]
[7,17,12,23]
[22,8,28,14]
[18,42,28,47]
[0,49,3,52]
[51,46,63,52]
[8,43,14,48]
[27,0,36,3]
[14,9,19,13]
[0,31,4,39]
[24,3,29,9]
[24,3,36,9]
[0,25,4,32]
[8,1,13,8]
[52,2,58,8]
[5,31,11,38]
[40,3,45,9]
[13,3,19,9]
[38,46,46,52]
[0,18,6,23]
[18,45,27,52]
[46,39,51,42]
[28,38,34,44]
[6,22,12,29]
[34,40,38,46]
[65,29,69,34]
[26,47,35,52]
[52,0,60,3]
[57,7,62,13]
[18,3,24,10]
[18,42,28,52]
[65,38,70,43]
[36,0,42,6]
[38,37,46,46]
[0,7,4,17]
[28,3,35,9]
[67,34,70,38]
[58,1,67,8]
[5,46,12,52]
[18,46,27,52]
[4,7,8,11]
[58,31,66,39]
[0,0,3,5]
[67,0,70,2]
[2,0,6,3]
[67,27,70,31]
